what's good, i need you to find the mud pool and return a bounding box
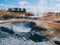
[0,21,53,45]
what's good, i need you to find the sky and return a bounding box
[0,0,60,13]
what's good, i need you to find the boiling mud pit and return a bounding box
[0,21,54,45]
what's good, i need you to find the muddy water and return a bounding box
[0,21,53,45]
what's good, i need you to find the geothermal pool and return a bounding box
[0,21,53,45]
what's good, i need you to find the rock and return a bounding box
[54,41,60,45]
[0,27,14,34]
[29,33,48,42]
